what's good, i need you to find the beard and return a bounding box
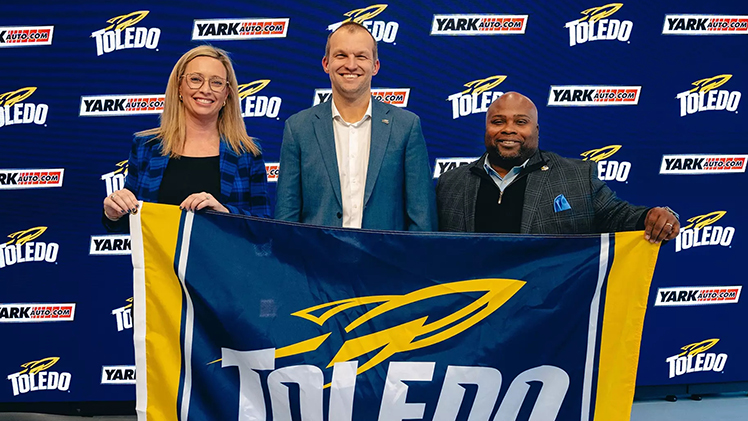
[487,143,535,171]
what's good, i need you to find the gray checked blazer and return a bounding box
[436,150,649,233]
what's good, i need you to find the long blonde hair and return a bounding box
[136,45,260,157]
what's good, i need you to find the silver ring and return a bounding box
[110,193,116,199]
[665,223,674,228]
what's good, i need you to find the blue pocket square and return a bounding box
[554,194,572,213]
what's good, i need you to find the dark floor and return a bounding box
[630,392,748,420]
[0,393,747,420]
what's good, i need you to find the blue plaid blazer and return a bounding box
[103,135,270,232]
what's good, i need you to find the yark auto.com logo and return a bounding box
[0,227,59,269]
[447,76,507,119]
[663,15,748,35]
[111,298,133,332]
[433,158,479,178]
[90,235,131,256]
[0,304,75,323]
[0,26,54,47]
[238,80,282,119]
[675,211,735,253]
[101,160,128,196]
[80,95,164,116]
[101,366,135,385]
[430,14,528,36]
[265,162,279,183]
[6,357,72,396]
[675,75,741,117]
[192,17,289,41]
[91,11,161,56]
[0,87,49,128]
[313,88,410,107]
[660,154,746,174]
[548,85,641,106]
[580,145,631,182]
[666,339,727,379]
[565,3,633,47]
[0,169,64,190]
[328,5,399,44]
[655,286,741,306]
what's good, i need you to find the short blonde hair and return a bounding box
[325,21,378,61]
[136,45,260,157]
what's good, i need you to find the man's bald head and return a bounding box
[486,92,538,124]
[484,92,540,173]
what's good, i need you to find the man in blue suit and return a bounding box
[275,22,436,231]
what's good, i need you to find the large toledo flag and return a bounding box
[130,203,659,421]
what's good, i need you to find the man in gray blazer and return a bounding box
[275,22,436,231]
[436,92,680,243]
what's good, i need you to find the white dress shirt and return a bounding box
[331,99,373,228]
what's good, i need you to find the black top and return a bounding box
[474,174,527,233]
[158,156,221,206]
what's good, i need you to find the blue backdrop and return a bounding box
[0,0,746,403]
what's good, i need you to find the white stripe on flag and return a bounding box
[130,202,148,421]
[581,233,609,421]
[179,212,196,421]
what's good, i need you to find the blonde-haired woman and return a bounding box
[103,45,270,232]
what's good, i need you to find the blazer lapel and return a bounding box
[520,151,550,233]
[464,155,487,232]
[146,142,169,202]
[364,99,391,206]
[312,102,342,207]
[219,140,239,202]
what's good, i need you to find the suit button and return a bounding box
[336,212,342,219]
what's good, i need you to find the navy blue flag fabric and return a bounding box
[130,203,659,420]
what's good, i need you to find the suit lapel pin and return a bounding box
[382,119,389,125]
[541,165,549,171]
